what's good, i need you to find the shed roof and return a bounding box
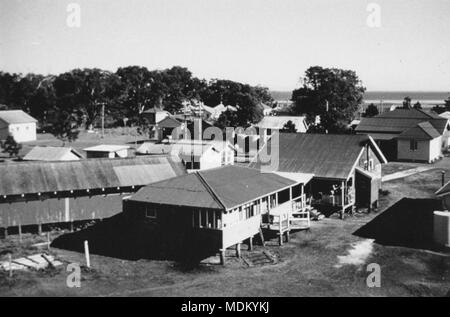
[157,116,182,128]
[23,146,83,161]
[250,133,387,180]
[83,145,130,152]
[129,165,304,210]
[397,122,441,140]
[435,180,450,197]
[0,110,37,124]
[0,156,186,196]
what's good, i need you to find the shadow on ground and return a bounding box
[354,198,446,251]
[51,213,217,264]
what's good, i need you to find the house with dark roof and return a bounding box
[250,133,387,218]
[0,110,37,142]
[356,108,449,162]
[123,165,314,262]
[0,156,186,233]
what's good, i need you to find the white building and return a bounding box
[83,145,130,159]
[254,116,308,140]
[0,110,37,142]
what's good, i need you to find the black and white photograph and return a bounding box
[0,0,449,301]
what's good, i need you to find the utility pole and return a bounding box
[101,103,105,139]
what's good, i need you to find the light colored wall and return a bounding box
[199,148,222,170]
[6,122,36,142]
[429,136,442,162]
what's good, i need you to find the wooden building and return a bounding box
[123,165,313,263]
[0,156,186,235]
[250,133,387,218]
[84,144,130,158]
[356,108,449,162]
[0,110,37,142]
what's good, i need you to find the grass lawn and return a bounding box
[0,128,149,160]
[0,157,449,297]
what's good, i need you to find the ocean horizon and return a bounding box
[271,91,450,103]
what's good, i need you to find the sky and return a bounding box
[0,0,449,91]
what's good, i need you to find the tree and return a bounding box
[402,96,412,109]
[115,66,162,124]
[1,134,22,158]
[413,101,422,109]
[50,110,81,145]
[52,69,120,130]
[291,66,365,133]
[200,79,265,127]
[280,120,296,133]
[363,103,379,117]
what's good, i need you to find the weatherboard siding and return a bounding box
[0,191,131,227]
[397,136,441,163]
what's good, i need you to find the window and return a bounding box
[193,210,221,229]
[145,207,157,219]
[410,139,418,151]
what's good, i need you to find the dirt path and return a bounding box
[382,166,435,182]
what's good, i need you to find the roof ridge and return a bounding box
[195,171,227,210]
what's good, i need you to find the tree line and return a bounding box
[0,66,273,142]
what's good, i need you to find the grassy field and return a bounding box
[0,129,148,160]
[1,162,449,296]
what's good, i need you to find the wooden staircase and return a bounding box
[242,250,277,267]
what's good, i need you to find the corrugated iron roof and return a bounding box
[83,144,130,152]
[356,108,449,135]
[0,156,186,196]
[129,165,301,210]
[23,146,83,161]
[398,122,441,140]
[250,133,386,180]
[0,110,37,124]
[435,180,450,197]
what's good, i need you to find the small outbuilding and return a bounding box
[0,110,37,142]
[84,145,130,158]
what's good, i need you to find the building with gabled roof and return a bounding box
[356,108,449,162]
[23,146,83,161]
[250,133,387,217]
[254,116,308,140]
[0,156,186,230]
[0,110,37,142]
[123,165,314,262]
[83,144,130,158]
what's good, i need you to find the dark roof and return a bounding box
[356,108,448,135]
[435,180,450,197]
[250,133,386,180]
[0,156,186,196]
[397,122,441,140]
[157,116,182,128]
[0,110,37,124]
[129,165,298,210]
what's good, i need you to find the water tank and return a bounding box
[433,211,450,247]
